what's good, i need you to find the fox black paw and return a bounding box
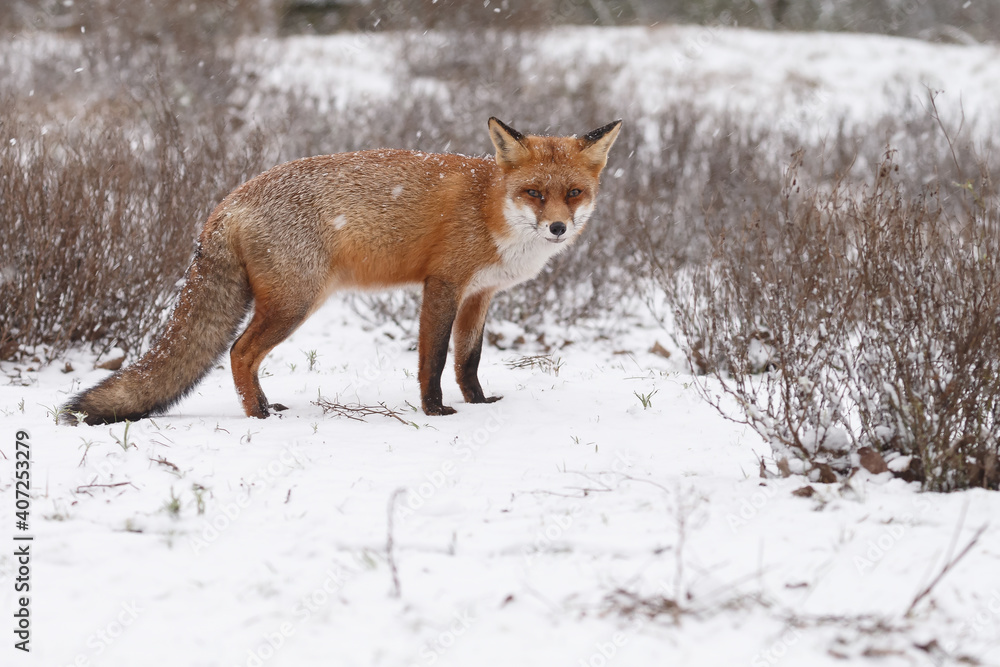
[423,403,457,416]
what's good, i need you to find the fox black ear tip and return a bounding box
[489,118,526,143]
[583,119,623,143]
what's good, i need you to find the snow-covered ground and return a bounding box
[4,23,1000,667]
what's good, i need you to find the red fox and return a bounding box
[64,117,622,424]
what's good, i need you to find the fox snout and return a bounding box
[547,221,567,242]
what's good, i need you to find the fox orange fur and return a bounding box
[64,117,622,424]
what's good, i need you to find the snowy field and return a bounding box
[4,23,1000,667]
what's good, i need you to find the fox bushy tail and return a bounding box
[64,233,251,425]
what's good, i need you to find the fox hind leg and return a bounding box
[231,286,313,418]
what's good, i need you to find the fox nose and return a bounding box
[549,221,567,237]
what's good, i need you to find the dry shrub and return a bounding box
[847,158,1000,490]
[0,96,268,361]
[0,1,270,362]
[4,7,1000,408]
[670,145,1000,491]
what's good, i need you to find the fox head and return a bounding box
[488,117,622,247]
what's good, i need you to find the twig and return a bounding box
[617,473,673,495]
[504,354,563,376]
[603,587,684,623]
[313,398,409,425]
[149,456,179,472]
[942,498,971,570]
[906,519,987,617]
[505,354,549,369]
[74,481,136,493]
[525,487,612,498]
[387,487,405,598]
[925,87,965,179]
[78,440,94,467]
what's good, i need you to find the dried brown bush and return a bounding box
[669,142,1000,491]
[0,96,267,361]
[846,158,1000,490]
[0,0,272,362]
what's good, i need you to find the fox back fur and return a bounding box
[64,117,622,424]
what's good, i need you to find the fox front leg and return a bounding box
[418,276,460,415]
[453,289,502,405]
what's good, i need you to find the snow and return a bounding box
[239,26,1000,139]
[245,34,399,111]
[531,25,1000,138]
[5,297,1000,666]
[4,23,1000,667]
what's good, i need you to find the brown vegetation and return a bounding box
[667,129,1000,491]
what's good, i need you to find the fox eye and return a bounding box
[567,188,582,198]
[526,189,543,199]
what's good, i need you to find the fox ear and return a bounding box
[489,117,530,169]
[580,120,622,172]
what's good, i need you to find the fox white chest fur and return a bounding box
[465,201,572,297]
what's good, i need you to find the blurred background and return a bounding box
[3,0,1000,40]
